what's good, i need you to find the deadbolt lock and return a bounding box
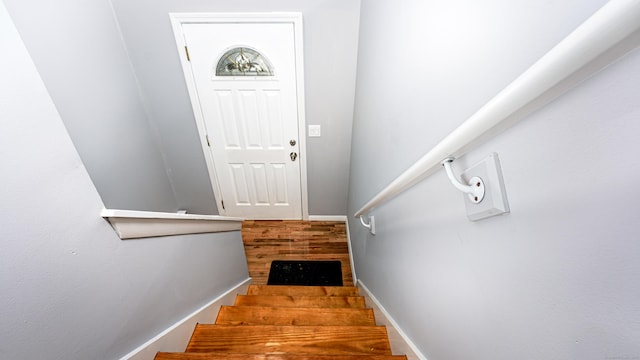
[289,139,297,146]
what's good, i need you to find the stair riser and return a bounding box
[235,295,366,308]
[248,285,359,297]
[216,306,376,326]
[157,353,408,359]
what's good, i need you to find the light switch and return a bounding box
[308,125,321,137]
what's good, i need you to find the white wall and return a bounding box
[0,3,249,358]
[348,1,640,359]
[3,0,178,212]
[109,0,361,215]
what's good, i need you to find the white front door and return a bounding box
[174,15,306,219]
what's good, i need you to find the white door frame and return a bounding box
[170,12,309,219]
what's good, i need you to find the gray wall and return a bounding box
[5,0,360,216]
[109,0,361,215]
[4,0,179,212]
[0,3,249,358]
[348,1,640,359]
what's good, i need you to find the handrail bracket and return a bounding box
[359,215,376,235]
[441,158,485,203]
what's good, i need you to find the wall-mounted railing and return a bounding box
[101,209,243,239]
[354,0,640,220]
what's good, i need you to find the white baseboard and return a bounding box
[344,217,357,284]
[357,280,427,360]
[120,278,251,360]
[307,215,348,221]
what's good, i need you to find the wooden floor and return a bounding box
[242,220,353,286]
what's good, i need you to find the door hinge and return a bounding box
[221,200,225,210]
[205,134,211,147]
[184,46,190,61]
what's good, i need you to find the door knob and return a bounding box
[289,139,296,146]
[290,152,298,161]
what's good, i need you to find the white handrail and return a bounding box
[354,0,640,219]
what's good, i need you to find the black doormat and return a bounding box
[267,260,343,286]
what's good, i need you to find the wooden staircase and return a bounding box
[155,285,407,360]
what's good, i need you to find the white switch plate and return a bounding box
[461,153,510,221]
[308,125,321,137]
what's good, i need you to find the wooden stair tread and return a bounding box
[187,324,392,355]
[156,220,410,360]
[248,285,359,297]
[235,295,366,308]
[216,306,376,326]
[156,353,407,359]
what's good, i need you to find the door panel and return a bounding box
[265,91,284,148]
[250,163,269,204]
[215,90,241,148]
[182,22,302,219]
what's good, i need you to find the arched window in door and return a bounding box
[216,47,274,76]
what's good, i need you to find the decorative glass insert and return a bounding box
[216,47,274,76]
